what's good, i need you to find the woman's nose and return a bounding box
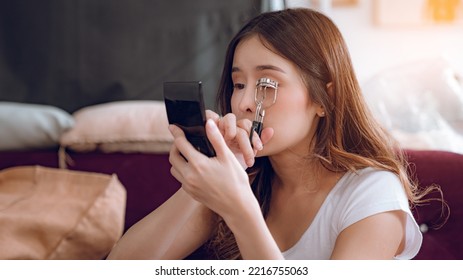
[237,85,256,114]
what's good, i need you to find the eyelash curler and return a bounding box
[249,77,278,146]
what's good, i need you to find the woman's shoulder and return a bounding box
[347,167,400,184]
[330,167,409,214]
[336,167,403,196]
[329,168,422,260]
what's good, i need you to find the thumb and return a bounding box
[205,118,230,158]
[260,127,274,146]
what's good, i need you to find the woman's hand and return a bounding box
[206,110,273,169]
[168,119,255,220]
[168,117,283,260]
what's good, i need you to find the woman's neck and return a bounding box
[268,150,324,192]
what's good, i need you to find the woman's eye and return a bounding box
[233,83,245,90]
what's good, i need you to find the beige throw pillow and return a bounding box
[60,101,173,153]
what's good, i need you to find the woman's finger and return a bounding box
[168,144,189,188]
[236,118,253,132]
[205,109,220,121]
[235,128,257,167]
[168,124,201,163]
[260,127,274,146]
[169,144,187,170]
[169,165,184,185]
[237,118,263,152]
[204,119,232,159]
[219,113,237,142]
[168,124,186,138]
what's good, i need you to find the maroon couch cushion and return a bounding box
[404,150,463,260]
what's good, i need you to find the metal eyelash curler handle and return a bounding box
[249,103,265,147]
[249,120,263,145]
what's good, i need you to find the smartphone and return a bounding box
[163,81,216,157]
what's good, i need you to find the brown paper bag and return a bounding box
[0,166,126,259]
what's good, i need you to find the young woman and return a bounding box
[107,8,425,260]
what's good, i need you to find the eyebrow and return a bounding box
[231,65,287,74]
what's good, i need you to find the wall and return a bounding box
[0,0,261,112]
[327,0,463,84]
[286,0,463,84]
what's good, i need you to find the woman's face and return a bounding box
[230,35,323,157]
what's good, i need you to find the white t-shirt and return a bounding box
[282,167,422,260]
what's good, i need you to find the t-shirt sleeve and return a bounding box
[337,169,422,259]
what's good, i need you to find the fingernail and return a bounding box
[206,119,217,130]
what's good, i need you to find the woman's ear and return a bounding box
[316,104,325,117]
[316,82,333,117]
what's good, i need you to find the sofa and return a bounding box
[1,147,462,260]
[404,150,463,259]
[1,99,462,260]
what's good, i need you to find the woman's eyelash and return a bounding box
[233,83,245,90]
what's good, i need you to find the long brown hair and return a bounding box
[208,8,439,259]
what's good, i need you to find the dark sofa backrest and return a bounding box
[405,150,463,260]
